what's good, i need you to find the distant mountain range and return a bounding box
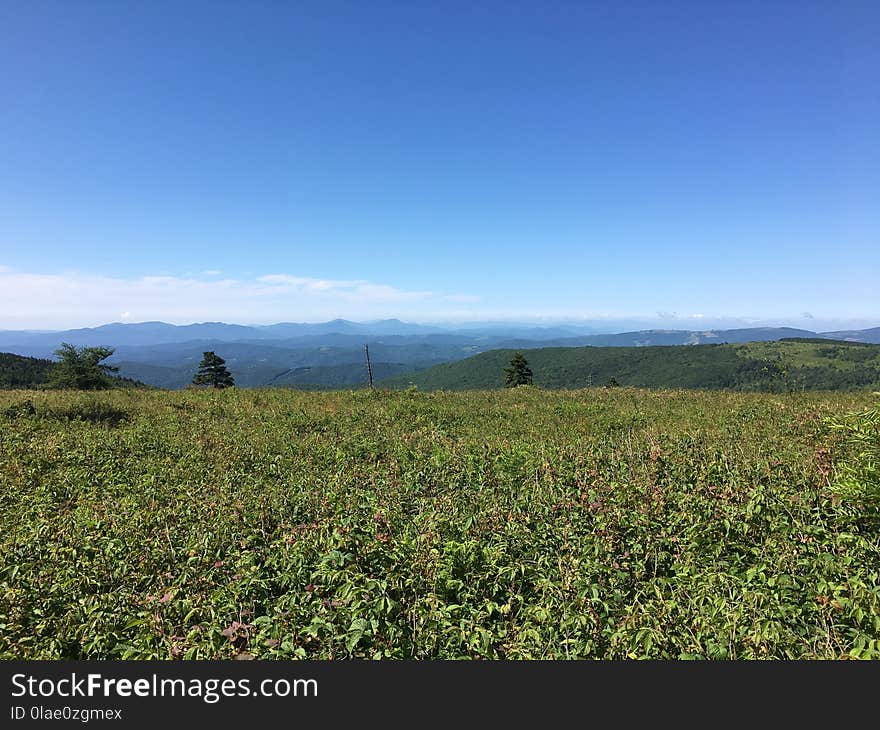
[0,318,443,349]
[0,320,878,389]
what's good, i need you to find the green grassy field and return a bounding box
[1,387,878,659]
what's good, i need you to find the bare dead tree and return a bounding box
[364,344,374,389]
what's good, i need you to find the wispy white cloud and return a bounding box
[0,267,479,328]
[4,266,864,331]
[437,293,480,304]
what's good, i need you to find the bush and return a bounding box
[827,394,880,528]
[47,343,118,390]
[2,399,37,418]
[49,398,131,426]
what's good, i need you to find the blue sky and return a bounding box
[1,0,877,328]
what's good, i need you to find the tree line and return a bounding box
[47,344,235,390]
[25,346,623,392]
[14,345,602,392]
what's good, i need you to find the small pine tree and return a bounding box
[48,343,119,390]
[192,351,235,389]
[504,352,533,388]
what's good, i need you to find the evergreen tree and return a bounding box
[192,351,235,388]
[48,343,118,390]
[504,352,533,388]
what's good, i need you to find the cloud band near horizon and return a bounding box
[1,265,875,332]
[0,267,480,329]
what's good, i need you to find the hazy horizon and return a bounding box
[2,312,877,335]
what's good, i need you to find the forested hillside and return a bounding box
[382,340,880,392]
[0,351,149,390]
[0,352,55,389]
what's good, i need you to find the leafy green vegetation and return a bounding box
[826,397,880,534]
[48,343,119,390]
[382,340,880,392]
[1,387,877,659]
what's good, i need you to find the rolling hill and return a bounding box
[820,326,880,343]
[380,339,880,392]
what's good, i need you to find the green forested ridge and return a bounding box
[0,352,56,389]
[0,351,149,390]
[381,340,880,392]
[7,340,880,393]
[4,323,877,390]
[0,387,877,659]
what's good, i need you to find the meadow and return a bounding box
[1,387,878,659]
